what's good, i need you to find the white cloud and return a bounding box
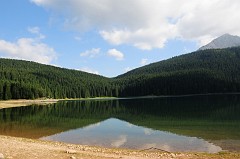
[140,58,150,66]
[28,26,45,39]
[79,67,99,75]
[74,36,81,41]
[175,0,240,45]
[100,26,176,50]
[0,37,57,64]
[143,128,154,135]
[0,27,56,64]
[28,27,40,34]
[111,135,127,148]
[107,49,124,61]
[124,67,133,72]
[80,48,100,58]
[31,0,240,49]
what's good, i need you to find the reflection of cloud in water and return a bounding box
[83,122,101,131]
[111,135,127,147]
[126,123,133,128]
[127,123,134,128]
[143,128,154,135]
[162,144,171,152]
[206,143,222,153]
[41,118,223,153]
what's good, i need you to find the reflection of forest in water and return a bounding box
[0,94,240,143]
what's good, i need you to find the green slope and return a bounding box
[115,47,240,96]
[0,59,116,100]
[1,47,240,99]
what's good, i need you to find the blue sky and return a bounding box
[0,0,239,77]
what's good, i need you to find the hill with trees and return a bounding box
[115,47,240,96]
[1,47,240,100]
[0,59,116,100]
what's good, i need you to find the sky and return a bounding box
[1,0,240,77]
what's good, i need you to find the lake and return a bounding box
[0,94,240,153]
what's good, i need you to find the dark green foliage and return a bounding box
[115,47,240,96]
[0,59,114,99]
[1,47,240,99]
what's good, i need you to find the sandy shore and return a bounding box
[0,135,239,159]
[0,99,59,109]
[0,97,117,109]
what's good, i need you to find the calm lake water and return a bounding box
[0,94,240,153]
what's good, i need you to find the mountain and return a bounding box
[0,59,115,100]
[199,34,240,50]
[1,47,240,100]
[115,47,240,96]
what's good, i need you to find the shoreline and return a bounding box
[1,93,240,109]
[0,135,239,159]
[0,97,117,109]
[0,99,60,109]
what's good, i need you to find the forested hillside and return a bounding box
[0,59,116,100]
[115,47,240,96]
[1,47,240,100]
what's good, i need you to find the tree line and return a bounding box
[1,47,240,100]
[115,47,240,96]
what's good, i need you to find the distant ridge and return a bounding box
[199,34,240,50]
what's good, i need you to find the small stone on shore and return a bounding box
[70,156,76,159]
[66,149,77,154]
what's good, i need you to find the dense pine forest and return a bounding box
[115,47,240,96]
[0,59,116,99]
[1,47,240,100]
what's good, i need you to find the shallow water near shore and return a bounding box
[0,94,240,153]
[41,118,222,153]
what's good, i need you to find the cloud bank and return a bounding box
[31,0,240,49]
[0,27,57,64]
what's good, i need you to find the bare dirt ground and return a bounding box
[0,135,239,159]
[0,99,59,109]
[0,98,115,109]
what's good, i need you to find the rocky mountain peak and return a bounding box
[199,34,240,50]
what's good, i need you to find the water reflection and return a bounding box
[0,94,240,152]
[41,118,222,153]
